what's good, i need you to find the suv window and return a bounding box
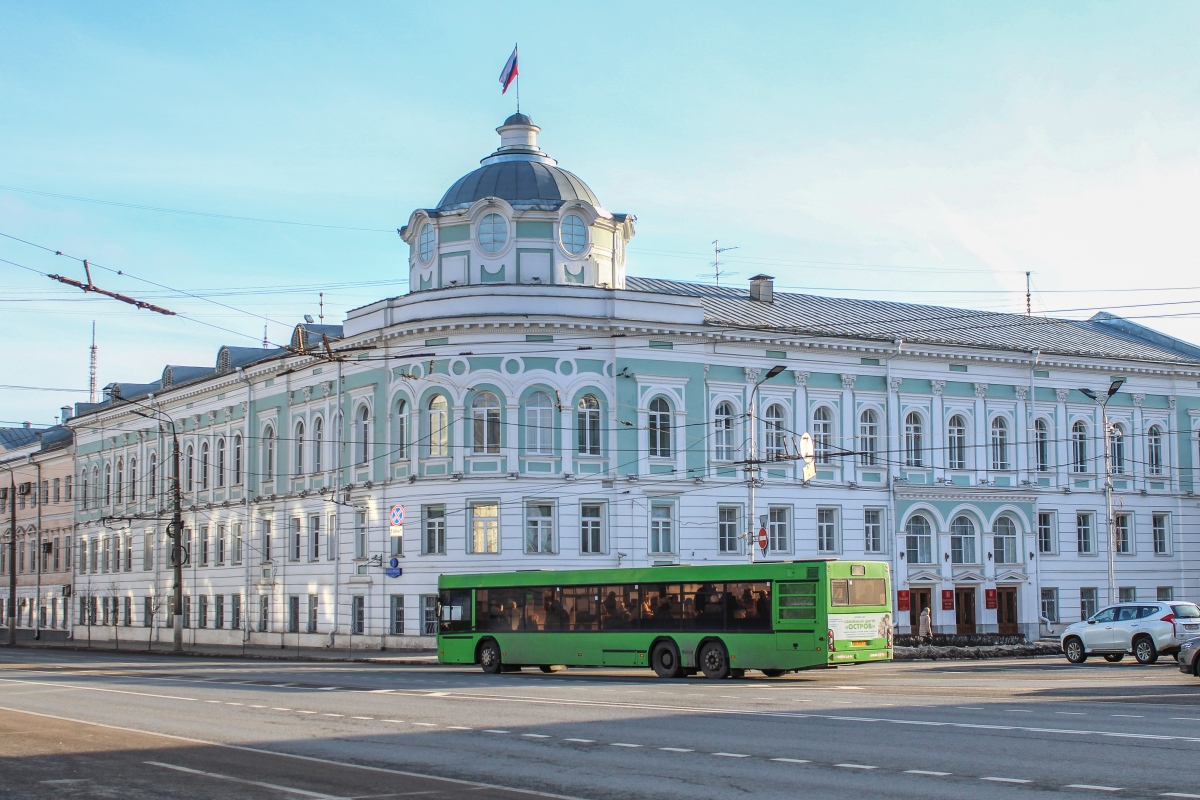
[1140,606,1161,619]
[1092,608,1117,622]
[1173,604,1200,619]
[1116,606,1139,621]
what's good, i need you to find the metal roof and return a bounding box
[437,161,599,211]
[625,277,1200,365]
[0,427,44,451]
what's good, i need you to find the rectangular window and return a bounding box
[308,515,320,561]
[525,502,555,554]
[53,478,60,503]
[391,595,404,635]
[199,525,210,566]
[288,595,300,633]
[123,596,132,627]
[231,594,242,630]
[864,509,882,553]
[1037,512,1055,554]
[1153,513,1170,555]
[355,510,368,559]
[258,595,269,632]
[1076,513,1094,554]
[260,519,272,562]
[327,514,336,561]
[1114,513,1132,554]
[1158,587,1175,602]
[1119,587,1137,603]
[718,505,740,554]
[469,502,499,554]
[198,595,208,628]
[1080,587,1098,621]
[142,596,152,627]
[143,528,154,570]
[215,595,224,629]
[1041,588,1059,624]
[423,505,446,555]
[422,594,438,636]
[649,502,674,554]
[816,507,837,553]
[307,595,318,633]
[771,506,793,552]
[352,596,365,635]
[290,518,301,561]
[390,523,403,557]
[216,525,226,565]
[581,503,605,554]
[182,595,191,629]
[232,523,243,565]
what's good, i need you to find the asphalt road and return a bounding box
[3,648,1200,799]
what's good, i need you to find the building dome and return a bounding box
[436,114,600,211]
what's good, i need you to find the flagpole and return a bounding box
[515,43,520,113]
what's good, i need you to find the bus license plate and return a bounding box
[851,641,868,647]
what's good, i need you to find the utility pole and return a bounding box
[7,471,15,646]
[1081,379,1125,607]
[170,427,184,652]
[89,322,98,404]
[745,365,786,564]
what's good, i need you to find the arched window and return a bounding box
[471,393,501,455]
[394,400,407,460]
[713,401,735,461]
[905,514,933,564]
[648,397,672,458]
[129,457,137,502]
[1034,418,1050,472]
[1071,421,1088,473]
[990,417,1010,471]
[358,405,371,465]
[263,427,275,478]
[81,469,90,509]
[418,222,435,263]
[904,412,924,468]
[428,396,448,457]
[993,516,1018,564]
[184,446,194,492]
[233,435,242,484]
[947,414,967,470]
[764,403,787,460]
[313,417,323,473]
[858,409,878,466]
[216,438,226,487]
[115,458,124,504]
[525,392,555,455]
[812,406,833,464]
[1147,425,1164,475]
[950,515,976,564]
[577,394,601,456]
[200,442,210,489]
[148,453,157,499]
[1109,423,1126,474]
[294,421,305,476]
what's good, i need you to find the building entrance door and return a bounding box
[908,587,933,632]
[955,587,976,634]
[997,587,1018,635]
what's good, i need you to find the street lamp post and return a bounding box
[746,365,786,564]
[1080,379,1125,608]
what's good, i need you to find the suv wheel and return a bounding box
[1134,636,1159,665]
[1064,637,1087,664]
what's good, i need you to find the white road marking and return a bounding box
[1162,793,1200,798]
[483,729,510,734]
[1066,785,1122,792]
[1111,714,1143,718]
[1170,718,1200,722]
[351,716,374,720]
[906,770,951,776]
[225,702,243,706]
[522,733,550,738]
[1057,712,1086,716]
[322,713,344,718]
[835,764,877,770]
[249,705,267,709]
[272,708,291,711]
[382,720,406,724]
[296,711,317,715]
[610,743,642,748]
[982,777,1032,784]
[659,747,692,752]
[411,722,437,727]
[204,700,222,704]
[145,760,342,799]
[956,707,984,710]
[771,758,810,764]
[564,738,595,743]
[447,726,471,730]
[1008,709,1033,713]
[712,752,750,758]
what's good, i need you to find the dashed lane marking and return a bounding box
[659,747,692,752]
[834,764,877,770]
[351,716,374,720]
[712,752,751,758]
[906,770,952,776]
[447,726,471,730]
[522,734,551,738]
[295,711,316,715]
[382,719,405,724]
[982,777,1032,784]
[271,708,291,712]
[483,729,510,734]
[145,760,341,799]
[321,713,344,718]
[1111,715,1143,718]
[564,738,594,743]
[1065,786,1122,792]
[610,743,642,748]
[1057,712,1086,716]
[771,758,810,764]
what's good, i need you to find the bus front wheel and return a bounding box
[478,639,502,674]
[651,641,684,679]
[699,641,730,680]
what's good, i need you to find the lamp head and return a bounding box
[1107,378,1126,397]
[764,365,786,380]
[1079,388,1098,401]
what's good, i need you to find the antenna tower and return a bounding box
[88,321,98,403]
[319,292,325,324]
[1026,271,1031,316]
[263,323,269,348]
[703,240,739,287]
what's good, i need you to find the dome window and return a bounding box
[560,214,587,255]
[478,213,508,253]
[418,223,435,263]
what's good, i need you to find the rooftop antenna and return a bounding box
[319,292,325,324]
[700,240,739,287]
[262,323,269,348]
[88,320,98,404]
[1025,271,1032,316]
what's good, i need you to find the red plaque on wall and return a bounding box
[941,589,955,611]
[897,590,910,612]
[985,588,998,609]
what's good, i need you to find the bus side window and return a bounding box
[564,586,599,631]
[726,582,771,631]
[640,584,683,632]
[830,579,849,606]
[542,587,567,631]
[487,588,524,632]
[600,585,638,630]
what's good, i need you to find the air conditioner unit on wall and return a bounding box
[17,483,31,495]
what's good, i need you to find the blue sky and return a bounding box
[3,2,1200,423]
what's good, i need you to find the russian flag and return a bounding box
[499,45,518,94]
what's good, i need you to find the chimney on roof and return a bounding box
[60,405,73,422]
[22,421,31,428]
[749,274,774,303]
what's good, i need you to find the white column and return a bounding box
[840,374,856,478]
[931,381,946,476]
[1055,388,1070,485]
[451,405,465,474]
[887,377,901,483]
[1015,386,1028,478]
[1131,394,1145,491]
[504,402,518,473]
[973,383,988,482]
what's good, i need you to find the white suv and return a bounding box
[1061,602,1200,665]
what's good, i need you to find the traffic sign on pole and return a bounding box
[757,526,768,554]
[390,505,406,526]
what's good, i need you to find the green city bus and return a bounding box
[437,560,892,678]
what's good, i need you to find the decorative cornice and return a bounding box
[744,367,760,384]
[794,371,809,387]
[1132,393,1145,407]
[1014,386,1028,401]
[890,377,903,393]
[973,383,989,398]
[931,380,945,396]
[1056,388,1070,403]
[840,374,857,390]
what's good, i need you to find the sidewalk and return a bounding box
[3,635,439,664]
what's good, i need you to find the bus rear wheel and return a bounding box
[651,641,684,679]
[478,639,502,674]
[699,641,730,680]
